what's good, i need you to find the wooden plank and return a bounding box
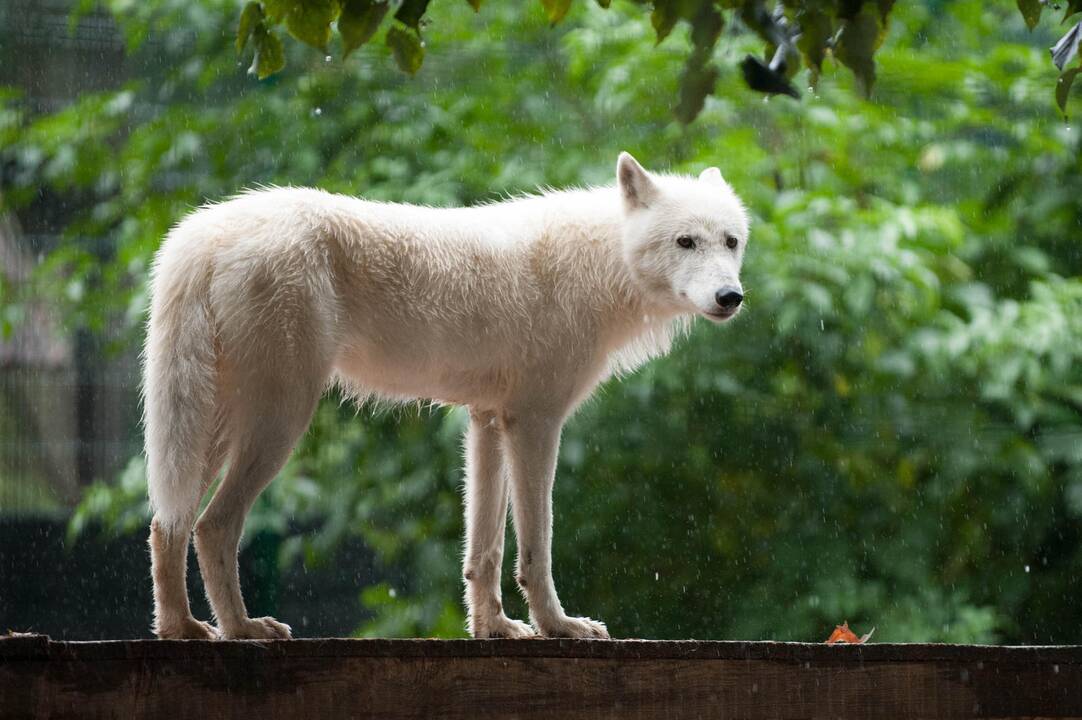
[2,635,1081,719]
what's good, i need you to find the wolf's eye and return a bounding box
[676,235,696,250]
[725,234,739,250]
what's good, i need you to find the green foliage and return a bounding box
[387,24,424,74]
[1016,0,1041,30]
[833,4,886,95]
[236,2,286,78]
[67,457,150,544]
[222,1,1082,121]
[540,0,573,25]
[3,0,1082,642]
[339,0,390,58]
[285,0,337,50]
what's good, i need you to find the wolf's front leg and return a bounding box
[463,410,535,639]
[503,413,609,639]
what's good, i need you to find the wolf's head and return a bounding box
[617,152,749,323]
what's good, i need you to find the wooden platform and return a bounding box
[3,634,1082,719]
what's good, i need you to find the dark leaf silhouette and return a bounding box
[387,24,424,75]
[340,0,390,58]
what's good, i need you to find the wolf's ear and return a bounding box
[699,167,724,185]
[617,152,658,211]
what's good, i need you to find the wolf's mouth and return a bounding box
[702,308,738,322]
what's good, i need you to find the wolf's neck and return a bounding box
[531,188,667,311]
[532,189,687,374]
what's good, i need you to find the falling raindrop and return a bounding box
[325,55,332,63]
[1024,565,1030,573]
[312,107,323,117]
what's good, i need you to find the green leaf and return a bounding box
[651,1,679,44]
[835,5,886,95]
[285,0,336,50]
[540,0,572,25]
[796,8,832,76]
[387,25,423,74]
[236,1,263,54]
[394,0,431,30]
[675,53,717,124]
[689,2,723,50]
[340,0,390,58]
[1017,0,1042,30]
[1056,67,1080,113]
[249,28,285,79]
[262,0,290,23]
[1068,0,1082,19]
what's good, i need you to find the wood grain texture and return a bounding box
[2,635,1081,719]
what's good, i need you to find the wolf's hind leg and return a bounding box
[193,376,322,640]
[150,434,228,640]
[150,521,218,640]
[463,409,534,639]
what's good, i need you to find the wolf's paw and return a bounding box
[156,617,220,640]
[472,614,537,639]
[222,616,293,640]
[534,614,609,639]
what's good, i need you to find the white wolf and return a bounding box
[144,152,748,640]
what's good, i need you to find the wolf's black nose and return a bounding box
[715,290,743,310]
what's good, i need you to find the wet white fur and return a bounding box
[143,153,749,640]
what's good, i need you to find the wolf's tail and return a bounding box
[143,237,219,534]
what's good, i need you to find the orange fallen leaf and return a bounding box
[825,621,875,645]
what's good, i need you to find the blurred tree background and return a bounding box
[1,0,1081,643]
